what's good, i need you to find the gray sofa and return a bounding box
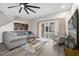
[2,31,33,49]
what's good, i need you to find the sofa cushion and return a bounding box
[10,35,27,43]
[5,31,17,38]
[14,31,25,36]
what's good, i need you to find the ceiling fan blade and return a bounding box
[8,5,20,8]
[24,8,29,14]
[19,7,22,13]
[25,3,28,4]
[26,5,40,9]
[20,3,28,5]
[27,7,36,13]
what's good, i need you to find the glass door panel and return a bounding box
[39,21,55,39]
[48,23,55,39]
[45,23,49,38]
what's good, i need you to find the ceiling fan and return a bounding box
[8,3,40,14]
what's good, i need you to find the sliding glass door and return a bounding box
[39,21,55,39]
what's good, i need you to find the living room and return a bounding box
[0,3,79,56]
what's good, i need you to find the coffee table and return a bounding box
[26,35,36,43]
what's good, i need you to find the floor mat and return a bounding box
[21,40,48,53]
[21,43,35,53]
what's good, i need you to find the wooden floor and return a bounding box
[0,42,10,56]
[0,39,64,56]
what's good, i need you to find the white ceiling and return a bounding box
[0,3,73,20]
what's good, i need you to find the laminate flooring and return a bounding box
[0,39,64,56]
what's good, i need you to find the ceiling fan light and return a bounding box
[21,5,24,8]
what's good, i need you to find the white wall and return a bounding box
[71,4,79,15]
[0,11,13,27]
[31,9,71,37]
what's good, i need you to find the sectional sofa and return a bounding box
[3,30,34,49]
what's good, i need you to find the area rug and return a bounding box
[21,40,47,53]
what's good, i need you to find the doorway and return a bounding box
[38,20,56,39]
